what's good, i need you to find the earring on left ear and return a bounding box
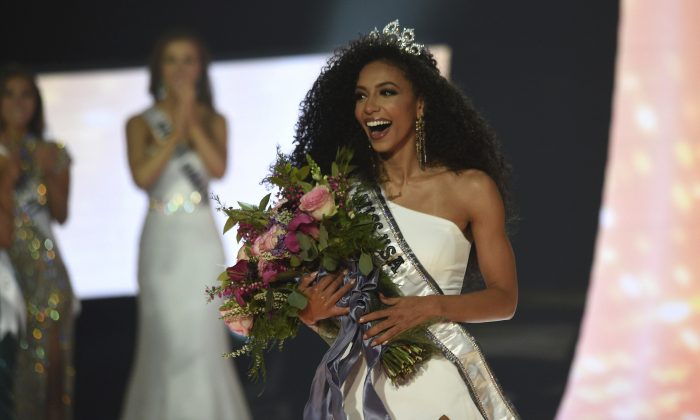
[415,115,427,169]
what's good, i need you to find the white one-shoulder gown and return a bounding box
[121,107,251,420]
[344,200,484,420]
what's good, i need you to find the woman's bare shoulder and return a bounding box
[448,169,504,219]
[450,169,499,196]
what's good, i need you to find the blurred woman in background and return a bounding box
[120,31,250,420]
[0,65,75,420]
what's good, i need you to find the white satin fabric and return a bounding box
[0,251,25,340]
[344,200,484,420]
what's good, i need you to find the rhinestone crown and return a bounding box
[368,20,426,56]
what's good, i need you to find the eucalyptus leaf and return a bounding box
[288,290,308,310]
[305,245,319,261]
[217,270,228,281]
[322,255,338,272]
[318,224,329,250]
[359,252,373,276]
[296,233,312,251]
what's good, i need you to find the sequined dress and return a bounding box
[120,107,250,420]
[8,138,75,419]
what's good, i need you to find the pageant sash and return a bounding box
[141,107,208,196]
[353,186,520,420]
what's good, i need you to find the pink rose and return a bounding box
[220,311,254,337]
[236,246,249,261]
[253,224,284,254]
[299,186,337,220]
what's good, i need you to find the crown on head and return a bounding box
[368,20,426,56]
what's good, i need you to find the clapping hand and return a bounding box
[171,81,198,144]
[33,143,62,177]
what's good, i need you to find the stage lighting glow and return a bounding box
[38,55,328,299]
[37,47,451,300]
[557,1,700,418]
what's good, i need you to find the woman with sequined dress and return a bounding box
[120,32,250,420]
[0,65,76,420]
[291,21,520,419]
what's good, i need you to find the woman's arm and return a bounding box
[0,157,16,247]
[126,115,182,190]
[0,203,12,248]
[360,171,518,345]
[188,109,227,178]
[34,143,71,224]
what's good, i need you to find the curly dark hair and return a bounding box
[148,29,214,108]
[0,64,45,137]
[291,31,515,290]
[291,33,513,218]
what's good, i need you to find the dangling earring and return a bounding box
[415,115,427,169]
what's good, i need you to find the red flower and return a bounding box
[226,260,249,282]
[233,289,247,307]
[257,260,282,285]
[284,233,301,253]
[288,213,320,239]
[261,266,280,285]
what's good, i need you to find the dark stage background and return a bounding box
[3,1,619,418]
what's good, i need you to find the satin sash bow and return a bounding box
[303,264,391,420]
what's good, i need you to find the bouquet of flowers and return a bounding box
[207,148,434,383]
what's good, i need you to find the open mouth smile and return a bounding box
[366,120,392,139]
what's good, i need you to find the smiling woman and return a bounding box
[354,62,424,165]
[291,21,519,420]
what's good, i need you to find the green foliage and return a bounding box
[258,193,271,211]
[359,252,373,276]
[287,289,308,310]
[212,146,439,385]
